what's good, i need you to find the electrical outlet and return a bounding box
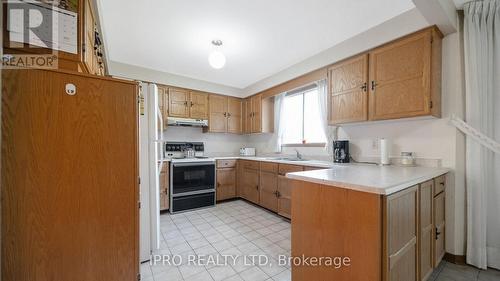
[371,139,379,150]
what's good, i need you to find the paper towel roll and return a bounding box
[380,138,390,165]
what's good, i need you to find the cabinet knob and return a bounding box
[360,82,367,92]
[435,228,441,239]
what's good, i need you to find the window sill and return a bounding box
[282,143,326,148]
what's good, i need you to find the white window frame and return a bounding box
[281,84,326,147]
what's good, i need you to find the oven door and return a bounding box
[171,162,215,195]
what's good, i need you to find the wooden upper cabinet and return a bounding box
[189,91,209,119]
[227,97,242,134]
[168,88,190,117]
[208,95,228,133]
[83,0,96,75]
[369,28,441,121]
[243,98,252,134]
[206,95,243,134]
[328,54,369,124]
[157,85,169,129]
[251,94,262,133]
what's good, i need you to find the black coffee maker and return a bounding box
[333,140,350,163]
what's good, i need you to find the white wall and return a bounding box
[108,61,244,97]
[162,126,247,156]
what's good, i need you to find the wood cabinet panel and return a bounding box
[168,88,190,117]
[241,160,260,170]
[328,54,368,124]
[208,95,228,133]
[217,168,236,201]
[251,94,262,133]
[278,164,304,176]
[277,164,303,218]
[217,159,237,169]
[369,30,432,121]
[157,85,169,129]
[242,168,260,204]
[227,97,242,134]
[434,192,445,267]
[244,98,252,134]
[260,162,278,173]
[291,181,382,281]
[2,69,139,281]
[419,180,434,281]
[159,163,169,211]
[83,0,96,75]
[189,91,209,119]
[434,175,445,196]
[384,186,418,281]
[260,169,278,212]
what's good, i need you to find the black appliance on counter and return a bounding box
[333,140,350,163]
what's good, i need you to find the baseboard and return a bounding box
[444,253,466,265]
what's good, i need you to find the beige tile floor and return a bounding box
[140,200,500,281]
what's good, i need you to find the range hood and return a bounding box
[167,117,208,127]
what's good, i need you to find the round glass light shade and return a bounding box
[208,50,226,69]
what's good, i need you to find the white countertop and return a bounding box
[286,165,449,195]
[159,155,335,167]
[211,156,336,168]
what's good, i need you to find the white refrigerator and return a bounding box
[139,82,163,262]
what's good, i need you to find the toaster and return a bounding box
[239,147,256,156]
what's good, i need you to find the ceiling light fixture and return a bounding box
[208,40,226,69]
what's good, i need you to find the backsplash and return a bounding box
[162,126,247,156]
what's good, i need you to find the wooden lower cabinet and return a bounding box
[259,163,279,212]
[159,162,169,211]
[216,168,237,201]
[277,164,304,218]
[240,161,260,204]
[384,186,418,281]
[290,173,447,281]
[434,191,445,267]
[419,180,434,281]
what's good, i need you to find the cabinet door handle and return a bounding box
[435,228,441,239]
[190,102,194,107]
[371,81,377,92]
[224,112,227,117]
[255,185,259,190]
[360,82,367,92]
[184,101,188,106]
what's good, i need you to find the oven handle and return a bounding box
[172,162,215,167]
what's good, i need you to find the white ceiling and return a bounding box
[100,0,415,89]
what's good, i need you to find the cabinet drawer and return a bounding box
[217,159,237,168]
[278,164,303,176]
[303,166,324,171]
[241,160,260,170]
[434,175,446,196]
[260,162,278,173]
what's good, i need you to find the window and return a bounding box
[281,85,326,145]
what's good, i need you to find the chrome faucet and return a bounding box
[294,149,303,160]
